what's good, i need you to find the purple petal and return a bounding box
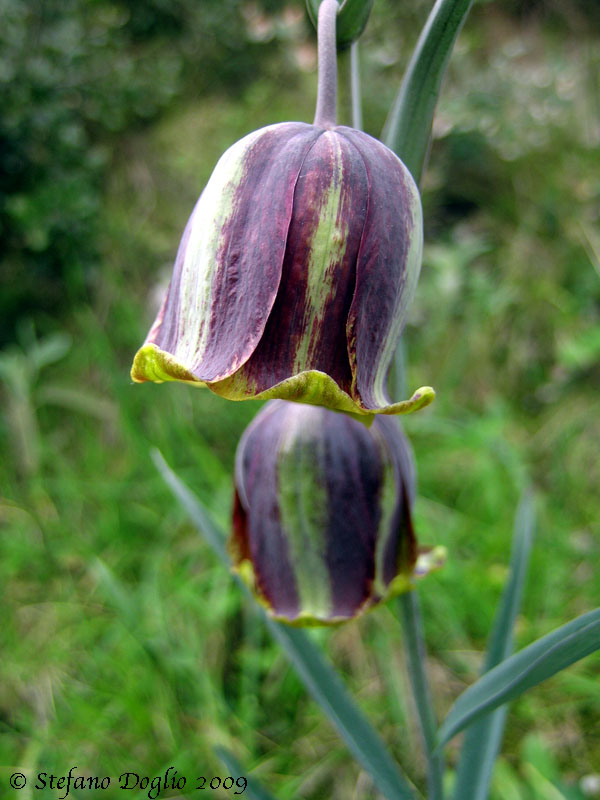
[338,127,423,410]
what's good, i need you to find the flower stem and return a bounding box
[350,41,363,130]
[399,590,445,800]
[313,0,339,128]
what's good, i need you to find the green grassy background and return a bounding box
[1,1,599,798]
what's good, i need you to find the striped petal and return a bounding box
[204,128,433,419]
[337,127,424,412]
[131,122,321,385]
[231,401,420,625]
[131,121,433,421]
[232,402,301,619]
[212,129,367,398]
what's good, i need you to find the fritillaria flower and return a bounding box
[230,400,441,625]
[131,0,433,419]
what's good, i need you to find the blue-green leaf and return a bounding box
[214,747,279,800]
[264,620,417,800]
[453,490,536,800]
[152,450,417,800]
[382,0,474,183]
[398,591,444,800]
[438,608,600,747]
[153,449,229,564]
[306,0,374,50]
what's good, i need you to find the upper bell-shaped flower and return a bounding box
[131,0,433,419]
[131,122,432,417]
[231,400,442,626]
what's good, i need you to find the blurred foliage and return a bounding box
[1,1,599,798]
[0,0,293,345]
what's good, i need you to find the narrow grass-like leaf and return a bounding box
[438,608,600,747]
[29,332,72,372]
[382,0,474,183]
[398,591,444,800]
[453,490,536,800]
[152,449,229,564]
[153,450,417,800]
[214,747,279,800]
[93,557,140,631]
[265,620,417,800]
[481,490,536,670]
[306,0,374,50]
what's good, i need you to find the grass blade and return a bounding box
[264,620,417,800]
[438,608,600,747]
[382,0,474,183]
[453,490,536,800]
[153,449,418,800]
[398,591,444,800]
[481,490,536,670]
[214,746,279,800]
[152,449,229,564]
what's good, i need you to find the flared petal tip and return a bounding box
[131,343,203,385]
[213,369,435,423]
[384,547,447,601]
[414,546,447,578]
[381,385,436,416]
[131,347,435,420]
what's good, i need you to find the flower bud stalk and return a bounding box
[314,0,339,129]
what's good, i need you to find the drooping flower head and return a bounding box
[231,400,443,625]
[131,0,433,419]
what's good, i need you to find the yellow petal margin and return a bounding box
[131,342,434,422]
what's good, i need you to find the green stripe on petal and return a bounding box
[165,128,267,372]
[292,133,349,373]
[373,455,399,598]
[277,412,333,620]
[134,123,322,386]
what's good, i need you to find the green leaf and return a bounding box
[153,449,417,800]
[398,591,444,800]
[306,0,374,50]
[453,490,536,800]
[152,449,229,565]
[438,608,600,747]
[214,747,279,800]
[264,620,417,800]
[482,490,537,671]
[382,0,474,183]
[29,332,72,372]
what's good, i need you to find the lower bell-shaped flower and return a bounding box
[230,400,442,626]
